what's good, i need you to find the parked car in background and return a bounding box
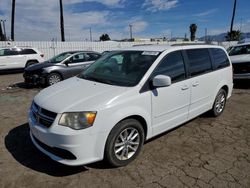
[229,42,250,79]
[24,51,101,86]
[29,44,233,167]
[0,47,44,71]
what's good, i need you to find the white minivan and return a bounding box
[29,45,233,167]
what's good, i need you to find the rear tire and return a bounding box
[210,89,227,117]
[47,73,62,86]
[104,119,145,167]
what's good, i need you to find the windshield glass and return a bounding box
[49,52,74,63]
[229,45,250,56]
[78,50,160,87]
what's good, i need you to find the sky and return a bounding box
[0,0,250,41]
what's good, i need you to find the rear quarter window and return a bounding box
[210,48,230,69]
[20,49,37,55]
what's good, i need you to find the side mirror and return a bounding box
[64,60,71,66]
[152,75,172,88]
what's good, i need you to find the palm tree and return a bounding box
[226,30,241,41]
[59,0,65,41]
[190,24,197,41]
[229,0,237,41]
[11,0,16,41]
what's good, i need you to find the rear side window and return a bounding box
[20,49,37,55]
[186,49,212,76]
[88,53,101,61]
[153,51,185,82]
[210,48,230,69]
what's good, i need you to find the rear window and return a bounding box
[20,49,37,55]
[186,49,212,76]
[210,48,230,69]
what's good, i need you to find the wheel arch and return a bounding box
[118,115,148,141]
[221,85,229,97]
[48,71,64,80]
[25,59,39,67]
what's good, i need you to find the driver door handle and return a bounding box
[181,85,189,90]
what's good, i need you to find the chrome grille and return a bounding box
[31,102,57,128]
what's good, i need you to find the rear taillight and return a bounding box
[40,54,44,58]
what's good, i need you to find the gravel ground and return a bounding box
[0,73,249,188]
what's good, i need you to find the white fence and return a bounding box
[0,41,237,60]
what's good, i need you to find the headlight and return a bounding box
[59,112,96,130]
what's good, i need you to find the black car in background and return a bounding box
[24,51,101,86]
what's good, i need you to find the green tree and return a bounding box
[226,30,241,41]
[189,24,197,41]
[100,34,111,41]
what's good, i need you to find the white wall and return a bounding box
[0,41,236,60]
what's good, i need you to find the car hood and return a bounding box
[34,77,128,113]
[25,61,57,71]
[230,55,250,64]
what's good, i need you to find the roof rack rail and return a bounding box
[132,44,154,47]
[171,43,212,46]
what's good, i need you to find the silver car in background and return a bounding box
[24,51,101,86]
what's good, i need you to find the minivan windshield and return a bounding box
[48,52,74,63]
[78,51,160,87]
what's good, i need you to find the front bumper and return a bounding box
[28,110,107,166]
[233,73,250,79]
[23,73,47,85]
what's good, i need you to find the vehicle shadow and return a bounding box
[0,69,23,75]
[233,79,250,89]
[7,82,39,89]
[5,123,87,176]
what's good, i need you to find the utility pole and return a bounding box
[230,0,237,40]
[89,27,92,42]
[59,0,65,42]
[11,0,15,41]
[129,24,133,41]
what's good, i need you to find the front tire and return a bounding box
[47,73,62,86]
[210,89,227,117]
[104,119,145,167]
[25,61,38,68]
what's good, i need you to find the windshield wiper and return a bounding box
[82,75,114,85]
